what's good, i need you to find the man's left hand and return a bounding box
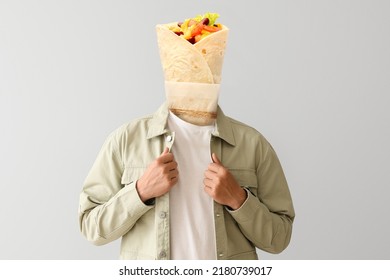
[204,153,247,210]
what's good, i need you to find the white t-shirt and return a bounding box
[167,112,217,260]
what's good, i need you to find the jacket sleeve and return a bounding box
[228,142,295,254]
[78,131,153,246]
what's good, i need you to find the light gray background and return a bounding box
[1,0,389,259]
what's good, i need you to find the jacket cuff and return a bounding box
[226,189,262,223]
[118,181,155,214]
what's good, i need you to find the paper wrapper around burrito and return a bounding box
[156,23,229,125]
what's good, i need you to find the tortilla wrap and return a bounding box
[164,81,220,125]
[156,22,229,125]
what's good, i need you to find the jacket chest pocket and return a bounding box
[229,169,258,197]
[121,166,147,186]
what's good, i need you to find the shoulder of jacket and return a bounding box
[108,113,155,141]
[228,116,266,137]
[225,115,274,153]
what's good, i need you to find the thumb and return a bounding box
[161,147,169,155]
[211,153,222,165]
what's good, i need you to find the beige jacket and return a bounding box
[79,103,295,260]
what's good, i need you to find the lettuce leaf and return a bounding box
[203,12,219,26]
[190,12,220,26]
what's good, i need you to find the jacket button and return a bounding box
[159,211,167,219]
[166,135,173,142]
[159,251,167,259]
[216,213,221,217]
[219,253,224,257]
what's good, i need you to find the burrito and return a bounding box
[156,13,229,125]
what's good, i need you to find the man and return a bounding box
[78,13,295,260]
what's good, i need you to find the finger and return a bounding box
[171,169,179,181]
[207,162,221,173]
[161,147,169,155]
[203,177,214,188]
[165,160,178,171]
[159,151,174,163]
[203,185,214,197]
[212,153,222,165]
[204,170,216,180]
[157,147,171,163]
[169,168,179,178]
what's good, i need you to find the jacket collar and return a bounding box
[147,102,236,146]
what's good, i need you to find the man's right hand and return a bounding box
[136,147,178,203]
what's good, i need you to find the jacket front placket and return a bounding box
[210,133,228,260]
[155,130,175,260]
